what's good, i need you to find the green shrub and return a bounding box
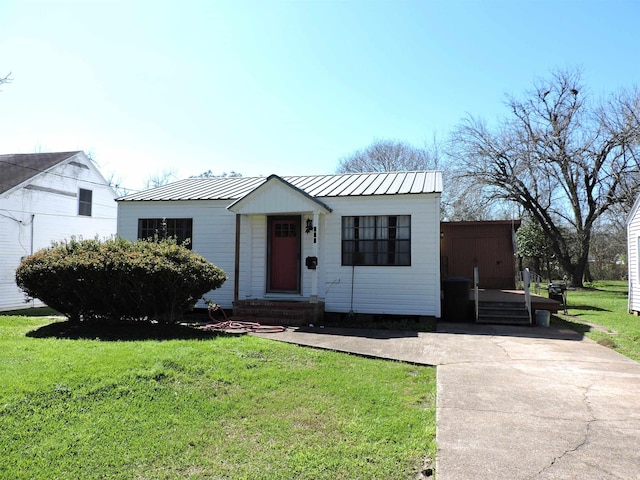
[15,237,227,324]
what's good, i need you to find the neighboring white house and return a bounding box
[0,151,117,311]
[116,171,443,319]
[628,194,640,314]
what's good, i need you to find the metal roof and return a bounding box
[118,171,443,201]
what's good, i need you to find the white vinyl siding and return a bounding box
[627,196,640,313]
[628,211,640,312]
[637,237,640,285]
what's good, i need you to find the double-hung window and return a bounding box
[78,188,92,216]
[342,215,411,266]
[138,218,193,249]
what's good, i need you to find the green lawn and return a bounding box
[0,316,436,480]
[553,281,640,362]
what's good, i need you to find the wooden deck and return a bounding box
[472,289,563,313]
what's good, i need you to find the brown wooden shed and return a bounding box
[440,220,520,289]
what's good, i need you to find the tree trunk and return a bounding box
[570,262,585,287]
[571,230,592,287]
[584,263,593,283]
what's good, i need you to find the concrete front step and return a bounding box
[232,300,324,327]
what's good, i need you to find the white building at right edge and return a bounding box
[0,151,117,311]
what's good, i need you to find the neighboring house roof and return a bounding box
[628,193,640,226]
[117,170,443,201]
[0,151,83,195]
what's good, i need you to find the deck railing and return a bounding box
[516,270,542,294]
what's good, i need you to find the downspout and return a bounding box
[233,214,240,304]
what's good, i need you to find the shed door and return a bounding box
[268,216,300,292]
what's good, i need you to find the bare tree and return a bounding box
[448,68,640,287]
[190,170,242,178]
[145,168,177,189]
[336,138,436,173]
[0,72,11,88]
[440,173,503,221]
[106,172,130,197]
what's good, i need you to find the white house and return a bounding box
[628,194,640,314]
[116,171,443,322]
[0,151,117,311]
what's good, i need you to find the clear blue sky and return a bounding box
[1,0,639,191]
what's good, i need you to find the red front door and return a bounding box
[268,216,300,292]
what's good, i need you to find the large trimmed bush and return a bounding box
[15,237,227,324]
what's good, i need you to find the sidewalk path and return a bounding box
[253,323,640,479]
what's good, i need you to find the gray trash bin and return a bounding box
[535,309,550,327]
[441,276,471,322]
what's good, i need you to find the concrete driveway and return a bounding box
[253,322,640,479]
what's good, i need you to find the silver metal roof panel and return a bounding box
[117,171,443,201]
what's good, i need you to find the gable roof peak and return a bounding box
[0,151,85,195]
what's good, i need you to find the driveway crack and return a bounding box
[491,336,516,361]
[533,380,598,478]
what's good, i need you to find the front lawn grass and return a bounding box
[0,316,436,479]
[553,281,640,361]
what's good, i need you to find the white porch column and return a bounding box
[310,211,320,303]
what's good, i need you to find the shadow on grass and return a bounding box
[567,305,610,312]
[575,286,628,297]
[26,320,227,341]
[550,315,592,336]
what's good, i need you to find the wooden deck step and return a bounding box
[477,301,531,326]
